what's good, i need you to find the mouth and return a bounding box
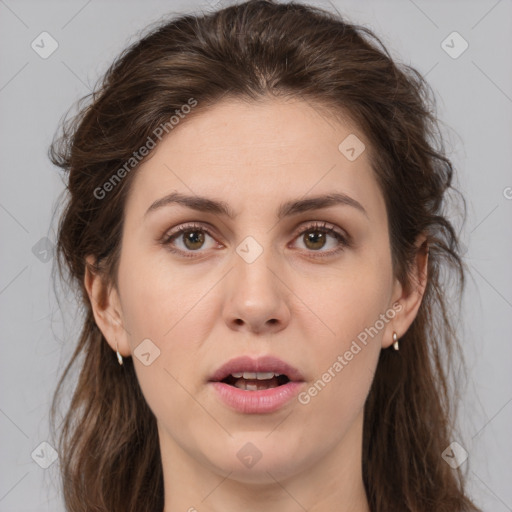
[208,354,304,389]
[220,372,291,390]
[208,355,305,414]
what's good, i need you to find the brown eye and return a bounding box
[181,229,206,251]
[293,222,349,257]
[161,223,218,257]
[303,230,328,251]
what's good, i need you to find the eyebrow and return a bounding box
[144,191,368,220]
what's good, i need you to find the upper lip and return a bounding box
[209,355,305,382]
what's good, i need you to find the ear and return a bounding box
[84,255,131,357]
[383,234,429,349]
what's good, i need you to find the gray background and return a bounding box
[1,0,511,510]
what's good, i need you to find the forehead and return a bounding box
[124,96,385,222]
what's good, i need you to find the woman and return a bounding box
[49,1,481,511]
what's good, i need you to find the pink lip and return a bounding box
[208,355,305,414]
[209,381,304,414]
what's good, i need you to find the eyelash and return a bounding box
[160,221,349,259]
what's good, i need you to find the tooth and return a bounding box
[238,371,279,380]
[233,379,280,390]
[255,372,275,380]
[230,372,285,384]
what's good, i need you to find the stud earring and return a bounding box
[392,331,399,351]
[116,338,123,365]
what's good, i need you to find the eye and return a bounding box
[160,223,220,257]
[291,221,349,257]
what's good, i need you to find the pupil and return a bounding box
[305,231,325,250]
[184,230,204,250]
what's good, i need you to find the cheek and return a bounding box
[294,254,392,412]
[117,245,220,396]
[117,251,211,430]
[295,267,389,427]
[301,250,393,347]
[118,244,208,340]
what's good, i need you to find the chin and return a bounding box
[203,434,306,484]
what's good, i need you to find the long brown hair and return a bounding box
[48,1,481,511]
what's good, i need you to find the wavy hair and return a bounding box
[48,1,480,511]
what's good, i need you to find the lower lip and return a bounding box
[209,381,304,414]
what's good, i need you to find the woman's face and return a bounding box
[91,96,422,484]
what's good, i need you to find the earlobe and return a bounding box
[384,235,429,349]
[84,255,130,357]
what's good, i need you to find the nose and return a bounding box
[222,245,291,335]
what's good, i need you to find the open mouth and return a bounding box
[221,373,291,391]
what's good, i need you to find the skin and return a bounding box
[85,96,428,512]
